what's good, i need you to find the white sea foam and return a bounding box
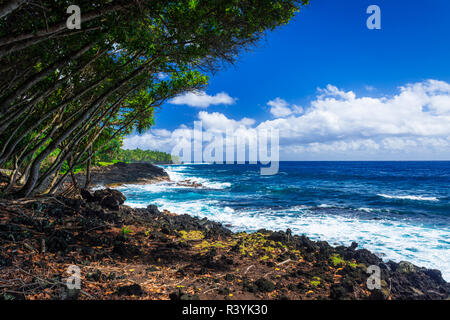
[117,182,189,193]
[164,165,231,190]
[187,177,231,190]
[165,165,188,182]
[378,194,439,201]
[358,207,375,213]
[91,185,105,191]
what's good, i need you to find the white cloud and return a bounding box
[268,97,303,117]
[124,80,450,160]
[123,112,256,154]
[152,129,171,137]
[169,91,236,108]
[198,111,255,132]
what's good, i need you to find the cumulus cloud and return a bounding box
[198,111,255,133]
[260,80,450,142]
[268,98,291,117]
[267,97,303,117]
[169,91,236,108]
[124,80,450,160]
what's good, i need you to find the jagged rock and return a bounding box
[397,261,418,274]
[100,195,120,210]
[268,231,289,243]
[295,234,318,253]
[75,162,169,187]
[146,204,161,215]
[80,188,95,202]
[423,269,446,285]
[254,278,275,292]
[117,284,144,296]
[94,188,126,203]
[352,249,382,266]
[169,290,199,300]
[330,281,354,300]
[112,242,141,257]
[89,188,126,210]
[46,230,73,253]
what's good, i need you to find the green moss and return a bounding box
[178,230,204,241]
[330,254,346,266]
[310,280,320,287]
[121,226,133,236]
[195,239,236,255]
[330,254,358,268]
[97,160,124,167]
[189,231,299,261]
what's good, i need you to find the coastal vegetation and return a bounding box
[96,146,173,165]
[0,0,309,198]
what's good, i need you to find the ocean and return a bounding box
[116,161,450,281]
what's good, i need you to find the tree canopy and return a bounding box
[0,0,309,197]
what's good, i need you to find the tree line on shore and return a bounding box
[96,138,173,164]
[0,0,308,198]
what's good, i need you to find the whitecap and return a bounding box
[378,194,439,201]
[164,165,231,190]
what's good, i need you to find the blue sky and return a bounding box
[125,0,450,160]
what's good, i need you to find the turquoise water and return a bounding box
[116,162,450,280]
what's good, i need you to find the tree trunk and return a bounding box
[68,155,79,193]
[0,106,34,160]
[0,43,94,115]
[42,160,65,195]
[85,148,92,189]
[0,0,27,18]
[16,61,149,197]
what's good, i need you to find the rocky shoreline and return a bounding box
[0,163,448,300]
[74,162,170,188]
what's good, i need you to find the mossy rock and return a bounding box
[178,230,204,241]
[330,254,346,266]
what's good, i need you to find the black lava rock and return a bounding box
[146,204,161,215]
[117,284,144,296]
[254,278,275,292]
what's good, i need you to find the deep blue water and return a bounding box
[116,162,450,280]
